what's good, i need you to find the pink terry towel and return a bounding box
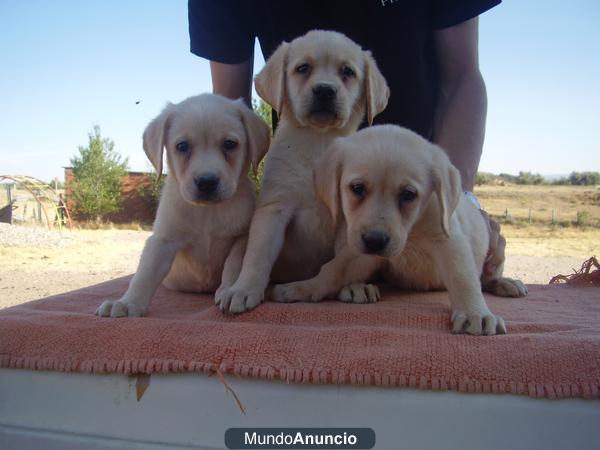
[0,277,599,400]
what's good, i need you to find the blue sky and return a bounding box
[0,0,598,182]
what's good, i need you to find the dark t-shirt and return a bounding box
[189,0,500,138]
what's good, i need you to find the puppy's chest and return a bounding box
[168,235,234,291]
[182,234,233,263]
[385,243,444,290]
[291,189,335,243]
[269,192,335,283]
[166,213,245,285]
[177,199,253,241]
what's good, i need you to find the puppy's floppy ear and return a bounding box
[314,139,344,227]
[430,145,462,237]
[363,51,390,126]
[143,102,174,180]
[237,100,271,175]
[255,42,289,116]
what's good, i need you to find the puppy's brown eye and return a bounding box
[341,66,355,78]
[296,63,311,74]
[223,139,238,152]
[399,188,417,203]
[176,141,189,153]
[350,182,366,198]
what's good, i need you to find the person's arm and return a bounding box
[432,17,486,192]
[210,57,254,106]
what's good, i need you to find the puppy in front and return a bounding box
[96,94,269,317]
[216,30,389,314]
[274,125,527,335]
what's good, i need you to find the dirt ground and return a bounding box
[0,227,147,309]
[1,223,598,310]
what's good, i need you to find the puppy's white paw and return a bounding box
[485,277,528,298]
[214,284,229,307]
[216,284,264,314]
[338,283,380,304]
[451,308,506,336]
[95,300,144,318]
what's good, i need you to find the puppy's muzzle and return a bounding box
[361,230,390,255]
[194,173,220,201]
[310,84,338,116]
[312,84,336,102]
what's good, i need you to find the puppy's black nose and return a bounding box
[195,174,220,195]
[361,231,390,254]
[312,84,336,102]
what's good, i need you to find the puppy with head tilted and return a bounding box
[96,94,269,318]
[216,30,390,314]
[273,125,527,335]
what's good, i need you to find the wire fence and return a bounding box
[484,206,600,228]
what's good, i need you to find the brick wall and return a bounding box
[64,168,157,224]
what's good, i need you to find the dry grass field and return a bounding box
[0,184,598,310]
[475,184,600,227]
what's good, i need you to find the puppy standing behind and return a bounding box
[96,94,270,318]
[216,30,390,314]
[274,125,527,335]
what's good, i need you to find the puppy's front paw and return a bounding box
[272,283,301,303]
[215,284,264,314]
[95,300,144,318]
[451,308,506,336]
[214,284,229,307]
[485,277,528,298]
[338,283,380,304]
[272,282,324,303]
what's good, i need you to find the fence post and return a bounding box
[551,208,556,225]
[528,209,532,224]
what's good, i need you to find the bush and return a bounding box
[475,172,495,185]
[136,171,165,216]
[576,210,591,227]
[69,126,128,221]
[249,99,273,192]
[496,172,545,185]
[252,98,273,132]
[569,172,600,186]
[515,171,545,185]
[551,177,570,185]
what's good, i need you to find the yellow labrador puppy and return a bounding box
[96,94,269,317]
[273,125,527,335]
[216,30,390,314]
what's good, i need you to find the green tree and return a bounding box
[70,125,128,221]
